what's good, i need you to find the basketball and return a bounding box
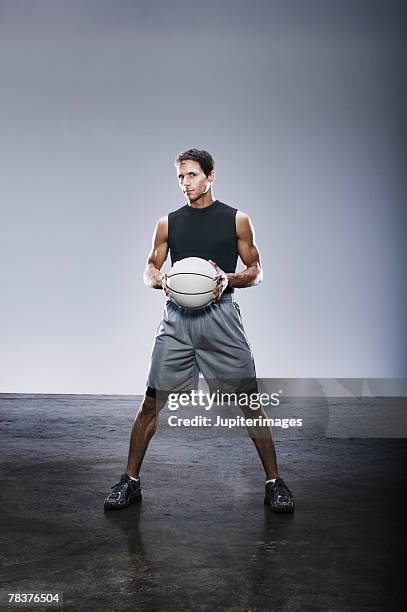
[166,257,217,308]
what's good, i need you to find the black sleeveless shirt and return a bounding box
[168,200,238,293]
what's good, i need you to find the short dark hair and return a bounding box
[174,148,215,177]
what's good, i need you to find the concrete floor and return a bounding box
[0,394,406,611]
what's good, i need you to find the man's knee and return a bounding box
[138,391,167,418]
[239,403,263,419]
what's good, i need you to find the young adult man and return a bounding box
[104,149,294,513]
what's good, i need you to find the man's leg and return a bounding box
[104,298,198,510]
[103,389,169,510]
[238,402,278,480]
[239,398,294,512]
[194,296,294,512]
[126,391,168,478]
[126,298,197,477]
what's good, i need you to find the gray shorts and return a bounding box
[146,293,257,395]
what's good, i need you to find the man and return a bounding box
[104,148,294,513]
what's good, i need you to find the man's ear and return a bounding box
[208,169,215,183]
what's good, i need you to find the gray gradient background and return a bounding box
[0,0,406,394]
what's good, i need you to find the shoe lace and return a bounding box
[110,478,129,491]
[273,479,292,497]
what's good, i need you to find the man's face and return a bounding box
[176,160,214,203]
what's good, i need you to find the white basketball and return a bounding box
[166,257,217,308]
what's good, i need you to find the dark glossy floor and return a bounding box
[0,395,406,611]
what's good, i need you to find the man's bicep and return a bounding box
[236,212,262,268]
[147,244,168,270]
[238,239,261,269]
[146,216,169,270]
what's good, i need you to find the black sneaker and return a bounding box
[264,478,295,513]
[104,473,142,510]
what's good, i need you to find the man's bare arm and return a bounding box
[226,211,263,288]
[143,216,169,289]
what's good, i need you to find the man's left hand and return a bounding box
[209,260,229,302]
